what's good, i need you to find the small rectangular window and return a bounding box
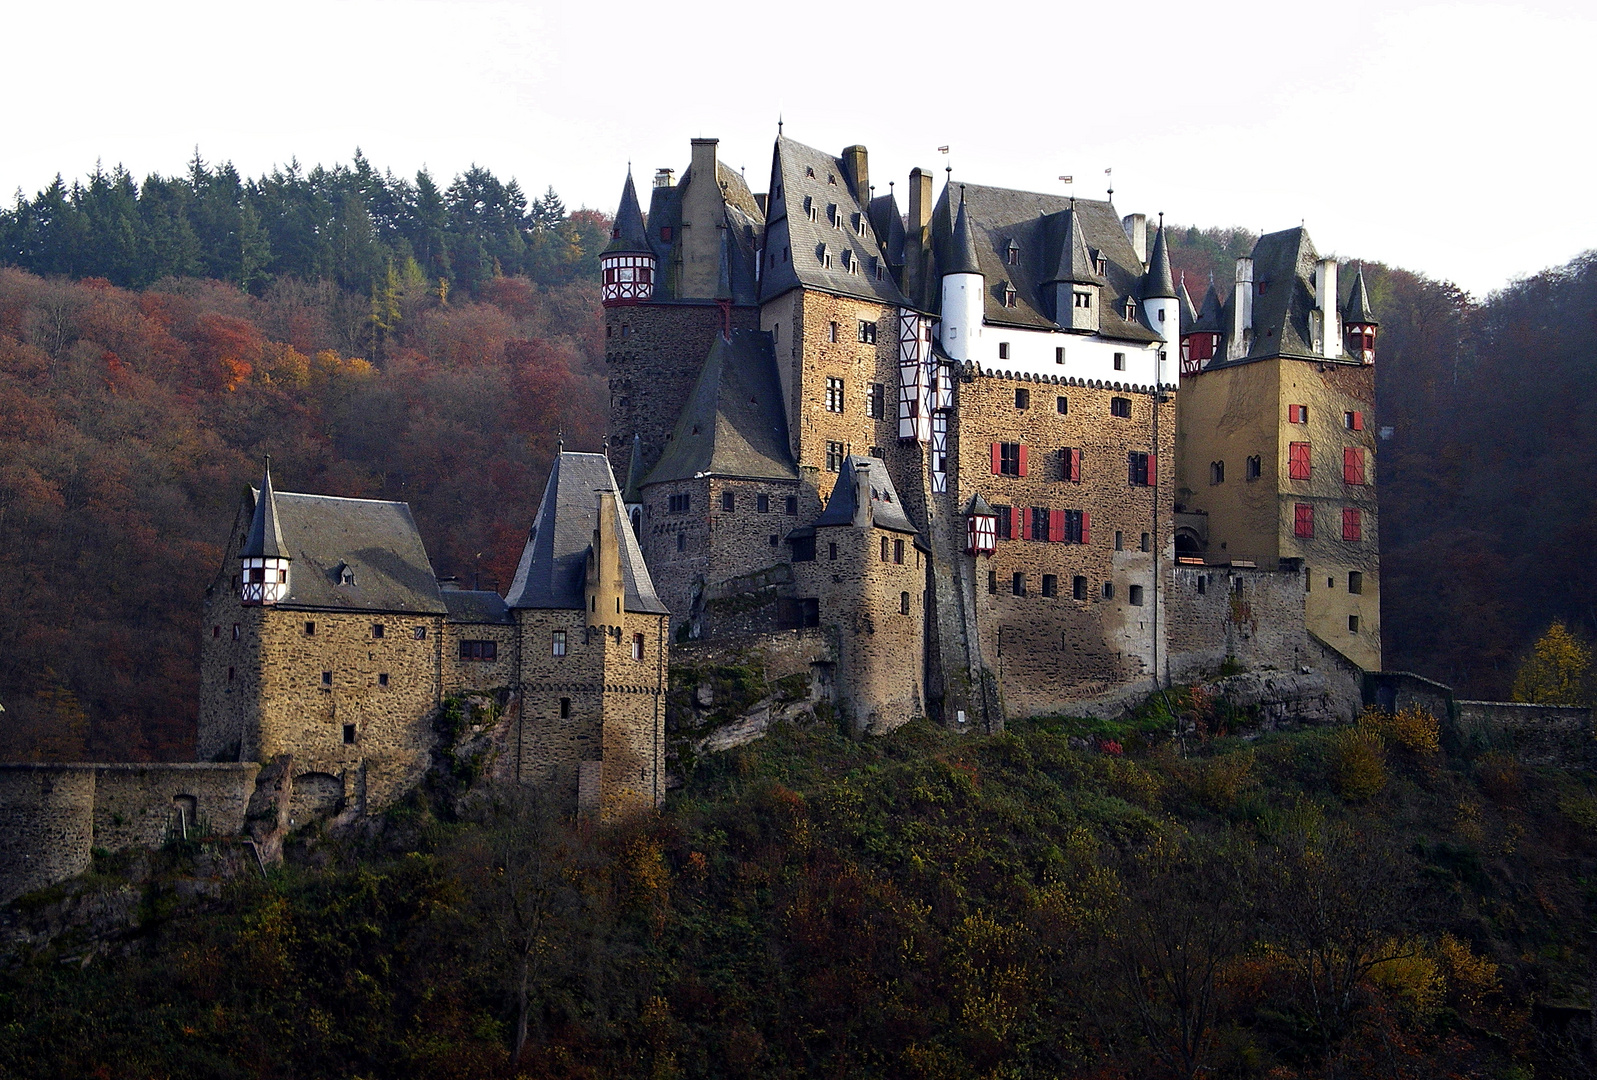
[305,621,317,636]
[213,625,220,638]
[827,321,839,343]
[988,570,998,594]
[669,493,692,513]
[1140,532,1151,552]
[1113,352,1126,371]
[1294,503,1315,538]
[826,377,845,412]
[721,491,735,511]
[900,591,911,615]
[893,538,905,564]
[227,666,235,682]
[1129,584,1145,606]
[757,494,770,513]
[881,536,890,562]
[1348,571,1364,594]
[1115,530,1124,551]
[999,342,1011,360]
[785,495,798,515]
[1041,574,1058,597]
[1197,575,1207,595]
[232,624,240,641]
[1102,581,1114,600]
[1072,576,1087,600]
[1012,572,1026,596]
[826,441,845,472]
[631,633,644,661]
[371,623,384,639]
[1288,404,1309,424]
[1056,395,1068,415]
[1348,614,1361,633]
[1111,397,1132,418]
[322,671,332,685]
[413,625,428,640]
[1014,387,1029,409]
[1055,346,1065,364]
[868,383,885,419]
[343,724,356,745]
[1246,455,1262,481]
[378,673,389,686]
[1210,461,1225,484]
[1345,410,1364,431]
[858,320,877,344]
[559,697,571,719]
[552,631,567,656]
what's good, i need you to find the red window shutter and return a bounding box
[1017,444,1028,476]
[1016,507,1030,540]
[1293,503,1314,538]
[1147,453,1157,486]
[1352,411,1364,431]
[1080,512,1091,546]
[1343,447,1365,485]
[991,443,1001,475]
[1070,447,1083,482]
[1289,441,1311,480]
[1049,509,1064,542]
[1343,508,1362,541]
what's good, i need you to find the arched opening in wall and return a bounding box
[289,772,344,827]
[1174,528,1205,558]
[170,794,198,840]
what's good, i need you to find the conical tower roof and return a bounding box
[1193,280,1226,334]
[1342,265,1378,325]
[242,456,287,560]
[602,170,650,256]
[944,189,982,276]
[1144,218,1177,299]
[1045,206,1103,286]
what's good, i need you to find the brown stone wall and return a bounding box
[947,373,1177,714]
[605,302,759,481]
[0,766,95,902]
[794,525,925,734]
[199,502,264,763]
[90,763,259,851]
[443,621,518,694]
[599,612,669,821]
[637,477,710,625]
[1167,565,1310,682]
[253,609,444,811]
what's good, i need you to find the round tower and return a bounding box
[240,457,290,605]
[601,170,655,306]
[939,188,985,363]
[1342,265,1379,363]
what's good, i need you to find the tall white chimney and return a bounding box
[1315,257,1340,358]
[1228,256,1253,360]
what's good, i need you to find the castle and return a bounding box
[0,131,1383,901]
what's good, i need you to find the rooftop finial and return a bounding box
[557,429,565,454]
[1105,167,1113,203]
[777,114,783,135]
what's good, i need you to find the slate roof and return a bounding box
[505,453,668,614]
[867,192,906,269]
[442,589,514,625]
[813,455,919,535]
[946,193,982,275]
[638,160,763,303]
[642,328,797,486]
[758,136,911,307]
[928,183,1160,343]
[1213,227,1321,364]
[1193,282,1226,334]
[621,433,646,505]
[1343,265,1378,325]
[602,171,650,256]
[1177,277,1198,334]
[247,489,448,614]
[1044,205,1103,287]
[1144,221,1177,299]
[242,459,286,560]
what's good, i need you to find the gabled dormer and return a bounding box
[1044,204,1103,333]
[240,458,290,605]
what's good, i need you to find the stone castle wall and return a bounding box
[1167,564,1310,682]
[443,620,518,694]
[0,763,259,903]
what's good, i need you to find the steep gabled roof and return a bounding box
[813,455,919,535]
[758,136,910,306]
[602,170,650,256]
[1144,220,1177,299]
[639,160,763,302]
[1044,205,1103,287]
[1343,265,1378,325]
[867,192,906,268]
[1177,276,1198,335]
[505,452,667,614]
[1192,281,1226,334]
[1214,227,1321,364]
[641,328,797,487]
[241,458,286,560]
[246,488,448,614]
[928,182,1159,343]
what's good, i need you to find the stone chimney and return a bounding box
[908,168,933,236]
[853,459,874,529]
[841,145,869,202]
[1228,256,1254,360]
[1122,213,1148,264]
[1315,257,1340,358]
[653,168,675,189]
[679,138,723,298]
[587,490,625,630]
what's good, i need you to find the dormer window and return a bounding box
[854,213,867,237]
[1002,284,1017,308]
[819,245,832,270]
[827,173,837,185]
[805,166,815,178]
[1095,256,1107,276]
[873,257,883,280]
[1005,240,1019,265]
[1124,298,1137,320]
[803,196,817,222]
[840,249,853,272]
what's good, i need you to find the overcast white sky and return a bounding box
[2,0,1590,297]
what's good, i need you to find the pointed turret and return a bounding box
[1342,264,1379,362]
[1144,218,1178,299]
[1180,279,1227,374]
[241,456,291,604]
[622,433,646,506]
[1193,280,1226,334]
[600,170,657,305]
[603,170,650,255]
[946,191,982,276]
[1177,275,1198,336]
[939,188,986,362]
[1048,205,1102,333]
